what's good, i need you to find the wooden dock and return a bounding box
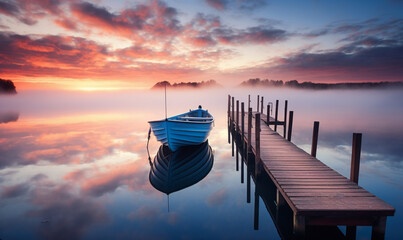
[228,95,395,240]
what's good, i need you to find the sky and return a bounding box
[0,0,402,90]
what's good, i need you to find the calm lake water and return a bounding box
[0,88,402,240]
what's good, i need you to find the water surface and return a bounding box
[0,88,402,239]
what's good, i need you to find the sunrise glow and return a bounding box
[0,0,402,91]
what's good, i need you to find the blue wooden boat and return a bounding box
[149,141,213,194]
[148,106,214,152]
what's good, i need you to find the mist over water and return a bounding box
[0,88,402,239]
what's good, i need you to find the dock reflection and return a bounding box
[149,141,214,194]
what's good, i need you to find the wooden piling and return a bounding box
[228,95,231,143]
[231,96,234,123]
[261,96,264,114]
[283,100,288,138]
[257,95,260,112]
[227,95,230,120]
[311,121,320,157]
[241,102,245,158]
[255,113,261,176]
[247,108,252,153]
[287,111,294,141]
[267,104,270,124]
[248,94,250,110]
[350,133,362,184]
[236,100,239,130]
[372,216,387,240]
[274,100,279,131]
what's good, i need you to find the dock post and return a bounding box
[257,95,260,112]
[293,214,306,237]
[267,104,270,124]
[248,94,250,110]
[247,108,252,154]
[276,189,286,223]
[283,100,288,138]
[236,100,239,130]
[311,121,320,157]
[350,133,362,184]
[274,100,279,131]
[346,133,362,240]
[287,111,294,141]
[228,95,231,143]
[241,102,245,158]
[231,97,234,124]
[371,216,387,240]
[261,96,264,114]
[255,113,261,177]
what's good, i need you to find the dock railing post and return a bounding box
[247,108,252,154]
[267,104,270,124]
[287,111,294,141]
[228,95,231,143]
[231,97,235,125]
[350,133,362,184]
[257,95,260,112]
[311,121,320,157]
[346,133,362,240]
[283,100,288,138]
[261,96,264,114]
[255,113,261,177]
[227,94,230,122]
[274,100,279,131]
[236,100,239,131]
[241,103,245,152]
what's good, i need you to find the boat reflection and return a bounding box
[149,141,214,194]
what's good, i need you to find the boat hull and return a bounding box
[149,117,213,151]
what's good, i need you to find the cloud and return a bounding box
[0,0,64,25]
[127,206,159,221]
[80,161,150,197]
[71,0,181,40]
[0,0,19,16]
[215,26,288,45]
[206,188,228,206]
[205,0,267,11]
[205,0,228,10]
[0,119,118,169]
[27,183,107,240]
[1,182,30,199]
[0,111,19,124]
[54,17,77,30]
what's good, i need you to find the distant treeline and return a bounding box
[151,80,222,89]
[0,78,17,94]
[240,78,403,89]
